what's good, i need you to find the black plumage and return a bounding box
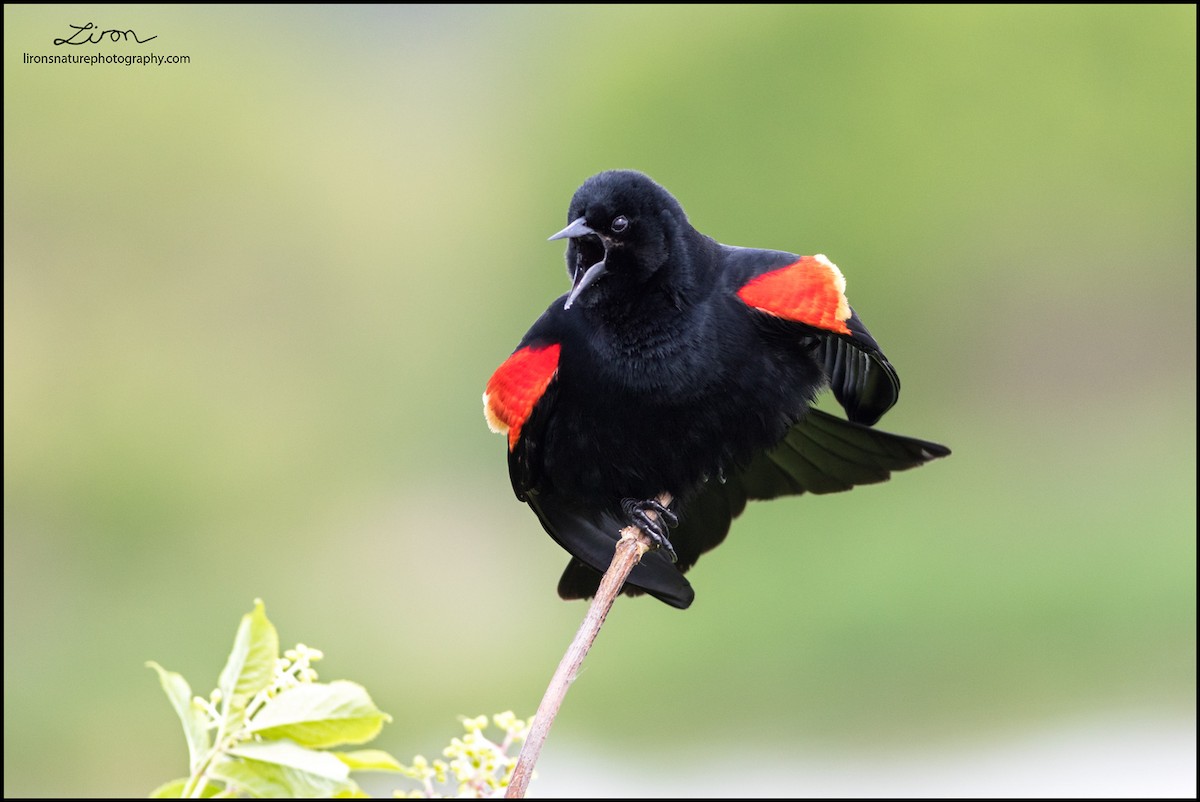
[485,170,949,608]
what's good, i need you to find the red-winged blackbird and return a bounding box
[485,170,950,609]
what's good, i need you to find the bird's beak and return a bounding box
[548,217,595,241]
[563,260,607,310]
[550,216,607,310]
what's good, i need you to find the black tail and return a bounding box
[552,409,949,608]
[528,493,695,609]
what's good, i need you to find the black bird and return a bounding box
[484,170,949,609]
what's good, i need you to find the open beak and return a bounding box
[563,260,607,310]
[549,217,608,310]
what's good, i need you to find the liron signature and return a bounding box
[54,22,158,46]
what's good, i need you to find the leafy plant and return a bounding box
[148,599,399,798]
[149,600,531,798]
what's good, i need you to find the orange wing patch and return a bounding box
[484,343,562,450]
[736,254,851,335]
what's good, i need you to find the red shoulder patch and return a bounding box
[484,343,562,451]
[736,254,852,335]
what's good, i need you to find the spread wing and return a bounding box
[735,252,899,425]
[819,309,900,426]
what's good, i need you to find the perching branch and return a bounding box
[504,492,674,799]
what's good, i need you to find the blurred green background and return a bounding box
[4,4,1195,797]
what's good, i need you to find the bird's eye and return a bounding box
[610,215,629,233]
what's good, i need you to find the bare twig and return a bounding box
[505,492,673,799]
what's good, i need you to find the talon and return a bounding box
[622,498,679,563]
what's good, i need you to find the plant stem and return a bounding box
[504,492,672,798]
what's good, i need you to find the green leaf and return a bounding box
[227,739,350,780]
[245,680,391,748]
[148,777,188,798]
[146,661,211,772]
[208,752,354,798]
[331,749,405,772]
[217,599,279,725]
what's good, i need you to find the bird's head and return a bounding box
[549,170,688,310]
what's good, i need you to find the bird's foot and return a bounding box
[622,497,679,563]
